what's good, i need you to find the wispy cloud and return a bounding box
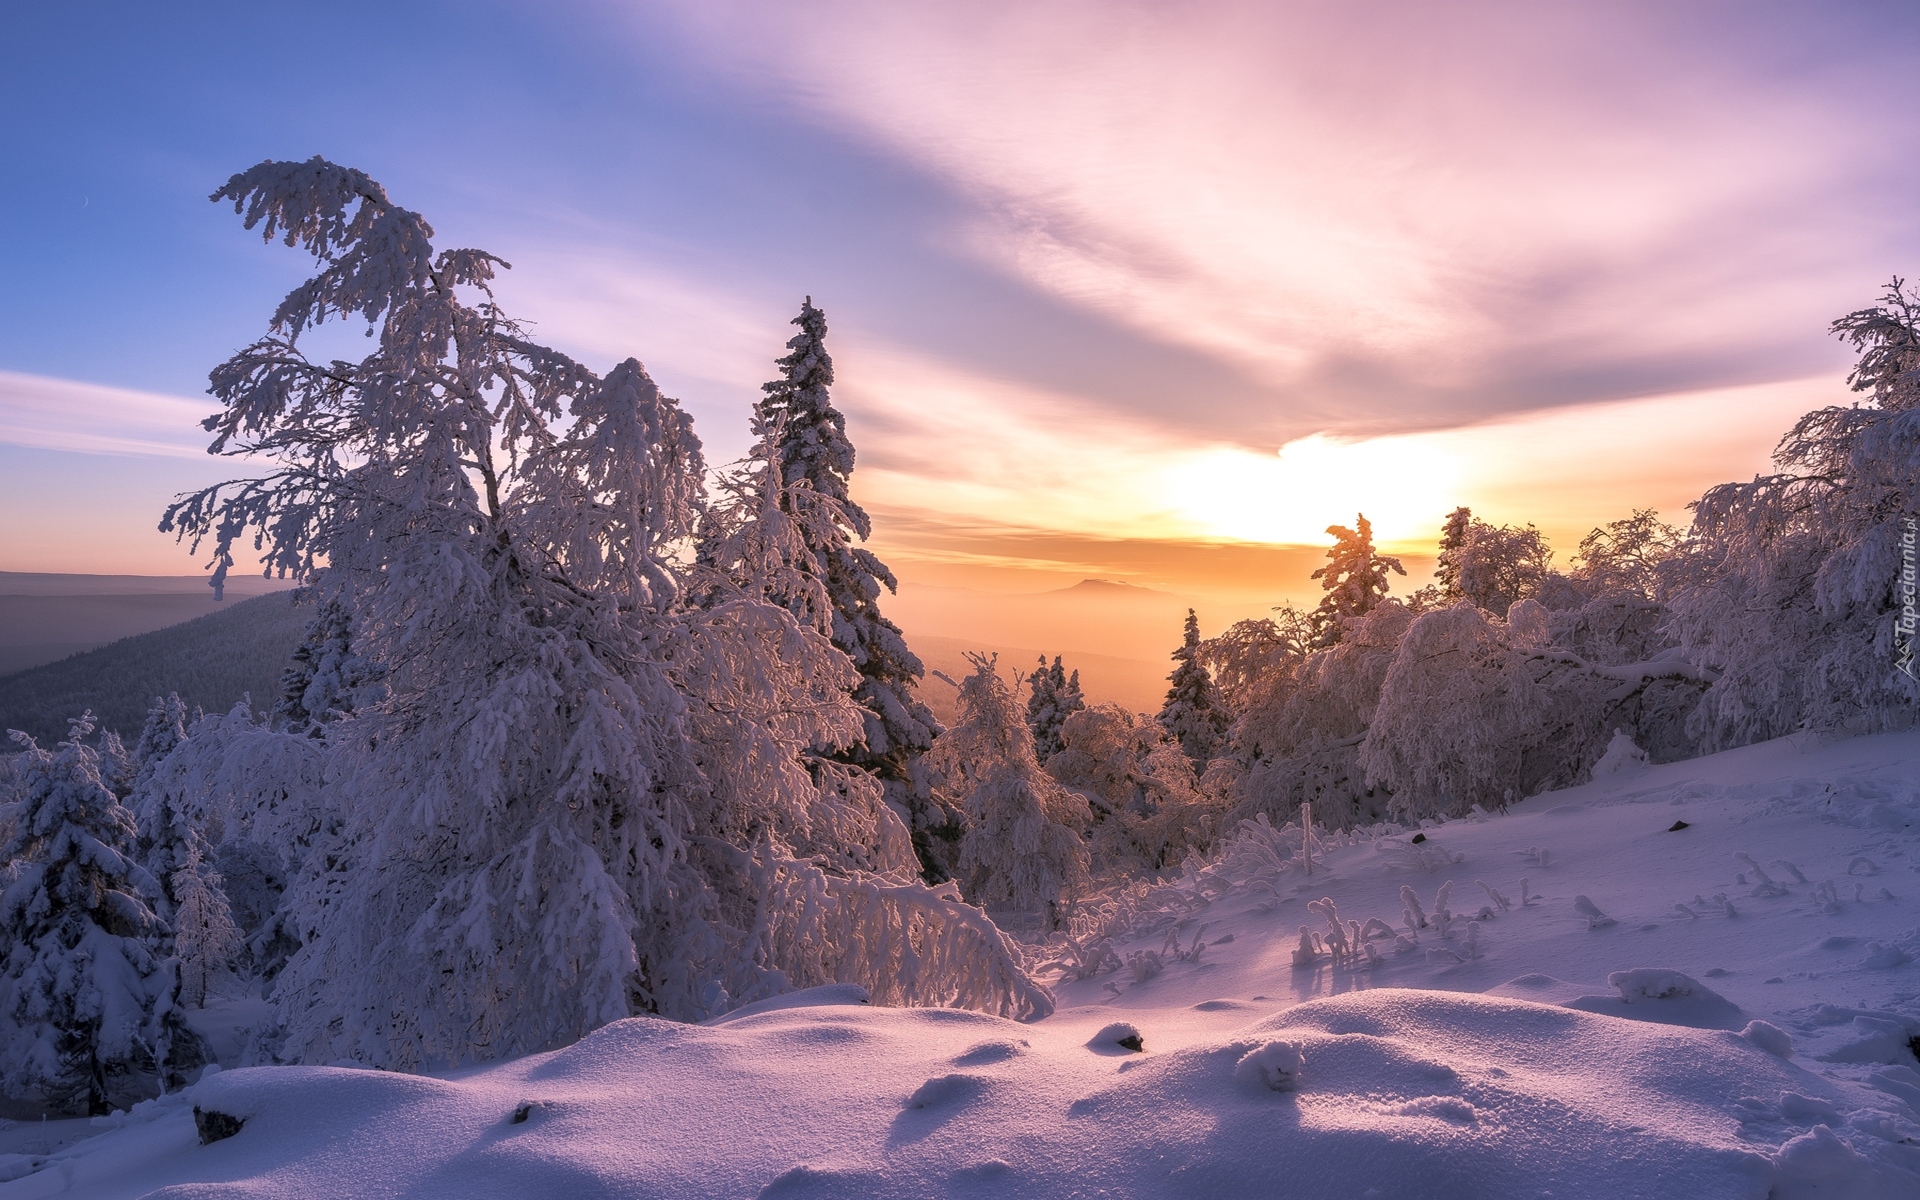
[0,371,216,459]
[653,0,1906,444]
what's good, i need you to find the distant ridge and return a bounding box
[1050,578,1177,597]
[0,592,305,745]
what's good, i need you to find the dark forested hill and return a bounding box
[0,591,306,745]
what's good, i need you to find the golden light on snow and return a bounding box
[1164,434,1462,549]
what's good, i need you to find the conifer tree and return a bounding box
[168,847,242,1008]
[1159,610,1230,766]
[1,716,203,1113]
[127,695,223,928]
[126,696,244,997]
[1434,506,1473,600]
[751,299,945,859]
[1025,655,1084,761]
[276,595,382,735]
[1310,514,1406,645]
[1060,664,1086,728]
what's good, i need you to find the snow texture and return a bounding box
[17,728,1920,1198]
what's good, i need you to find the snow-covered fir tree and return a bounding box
[127,697,246,1003]
[1159,610,1229,766]
[1,716,203,1113]
[931,655,1089,924]
[1434,506,1473,600]
[1310,515,1406,646]
[750,298,946,870]
[130,694,205,907]
[168,847,241,1008]
[275,594,382,735]
[1025,655,1084,761]
[160,159,1040,1068]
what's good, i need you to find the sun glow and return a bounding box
[1164,433,1462,548]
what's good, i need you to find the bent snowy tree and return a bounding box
[163,158,1046,1069]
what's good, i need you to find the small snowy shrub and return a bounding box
[1234,1040,1306,1091]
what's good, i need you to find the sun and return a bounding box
[1162,432,1461,548]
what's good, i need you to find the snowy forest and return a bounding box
[1,157,1916,1120]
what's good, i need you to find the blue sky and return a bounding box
[4,1,1919,596]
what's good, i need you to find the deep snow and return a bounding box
[6,730,1919,1199]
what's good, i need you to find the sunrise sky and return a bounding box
[4,1,1918,604]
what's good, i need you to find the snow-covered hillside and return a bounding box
[6,729,1918,1199]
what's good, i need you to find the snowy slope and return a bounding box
[7,731,1919,1199]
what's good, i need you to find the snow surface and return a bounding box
[8,730,1920,1199]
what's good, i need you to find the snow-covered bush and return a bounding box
[1668,279,1920,746]
[0,717,205,1113]
[931,655,1090,921]
[1361,602,1708,818]
[1047,703,1229,873]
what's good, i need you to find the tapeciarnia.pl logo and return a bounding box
[1898,514,1917,681]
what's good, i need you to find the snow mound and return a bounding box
[1563,968,1750,1030]
[28,987,1919,1200]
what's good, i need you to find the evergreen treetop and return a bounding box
[1159,610,1230,767]
[750,300,941,790]
[1310,514,1406,645]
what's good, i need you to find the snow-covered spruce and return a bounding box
[1026,655,1085,762]
[158,158,1043,1069]
[1159,610,1230,767]
[743,298,946,875]
[0,716,205,1113]
[1308,514,1405,647]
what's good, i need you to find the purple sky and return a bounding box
[2,1,1916,597]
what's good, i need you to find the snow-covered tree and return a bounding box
[1573,509,1684,600]
[1668,278,1920,746]
[129,695,210,910]
[169,847,241,1008]
[131,693,189,776]
[1,716,203,1113]
[1025,655,1084,761]
[1310,515,1405,645]
[750,299,943,827]
[1047,703,1226,873]
[161,159,1038,1069]
[1441,518,1555,615]
[1195,607,1312,715]
[1434,506,1473,599]
[1361,601,1709,818]
[275,594,383,735]
[932,655,1089,922]
[1229,602,1412,830]
[1159,610,1229,765]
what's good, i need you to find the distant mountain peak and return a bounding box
[1054,578,1178,598]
